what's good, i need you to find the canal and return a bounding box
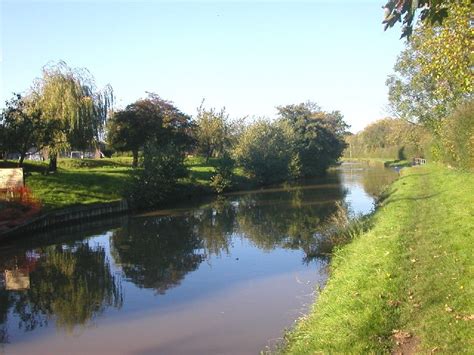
[0,162,397,355]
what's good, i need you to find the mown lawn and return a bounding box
[1,156,249,210]
[284,164,473,353]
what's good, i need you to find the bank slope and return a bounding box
[284,164,473,353]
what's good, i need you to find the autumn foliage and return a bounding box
[0,186,42,231]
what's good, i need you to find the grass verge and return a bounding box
[283,164,473,353]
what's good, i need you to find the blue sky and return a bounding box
[1,1,404,132]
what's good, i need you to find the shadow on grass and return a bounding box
[0,161,48,173]
[188,170,214,182]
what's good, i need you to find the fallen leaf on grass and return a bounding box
[455,314,474,321]
[392,329,412,342]
[388,300,401,307]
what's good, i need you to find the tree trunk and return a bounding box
[49,153,58,172]
[132,150,139,168]
[205,147,212,163]
[19,153,26,167]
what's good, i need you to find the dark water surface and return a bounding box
[0,162,397,355]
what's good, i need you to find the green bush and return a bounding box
[439,100,474,170]
[210,153,234,194]
[126,141,187,209]
[232,120,292,184]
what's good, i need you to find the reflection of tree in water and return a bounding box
[0,242,122,340]
[0,288,10,343]
[109,174,349,295]
[236,176,346,259]
[360,168,398,198]
[111,216,206,293]
[194,198,235,257]
[341,163,398,198]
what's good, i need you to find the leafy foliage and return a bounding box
[438,100,474,170]
[233,119,293,184]
[344,118,432,160]
[386,1,472,128]
[382,0,451,39]
[0,94,55,165]
[210,153,235,194]
[32,61,113,171]
[194,103,233,162]
[126,140,188,209]
[107,94,193,167]
[277,102,349,176]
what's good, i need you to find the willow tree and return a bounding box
[32,61,113,171]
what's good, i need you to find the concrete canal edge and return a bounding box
[0,199,129,241]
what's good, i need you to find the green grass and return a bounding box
[1,156,250,210]
[284,164,474,353]
[26,166,132,209]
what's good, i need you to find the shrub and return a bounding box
[126,141,187,209]
[439,101,474,170]
[210,153,234,194]
[232,120,292,185]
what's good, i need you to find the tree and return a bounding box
[107,108,144,167]
[107,94,193,167]
[110,96,193,208]
[233,119,293,184]
[438,100,474,169]
[0,94,54,166]
[277,102,349,176]
[386,1,472,129]
[32,61,113,171]
[194,103,231,162]
[382,0,451,39]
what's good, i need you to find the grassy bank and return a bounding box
[1,156,249,210]
[284,164,473,353]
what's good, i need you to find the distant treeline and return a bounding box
[343,118,432,161]
[343,101,473,170]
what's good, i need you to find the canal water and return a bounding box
[0,162,397,355]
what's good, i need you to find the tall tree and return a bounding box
[386,1,472,129]
[194,103,231,162]
[32,61,113,171]
[107,94,193,167]
[277,102,349,176]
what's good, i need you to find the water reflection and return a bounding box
[0,163,398,352]
[111,217,205,293]
[109,173,346,294]
[340,161,398,198]
[0,241,122,341]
